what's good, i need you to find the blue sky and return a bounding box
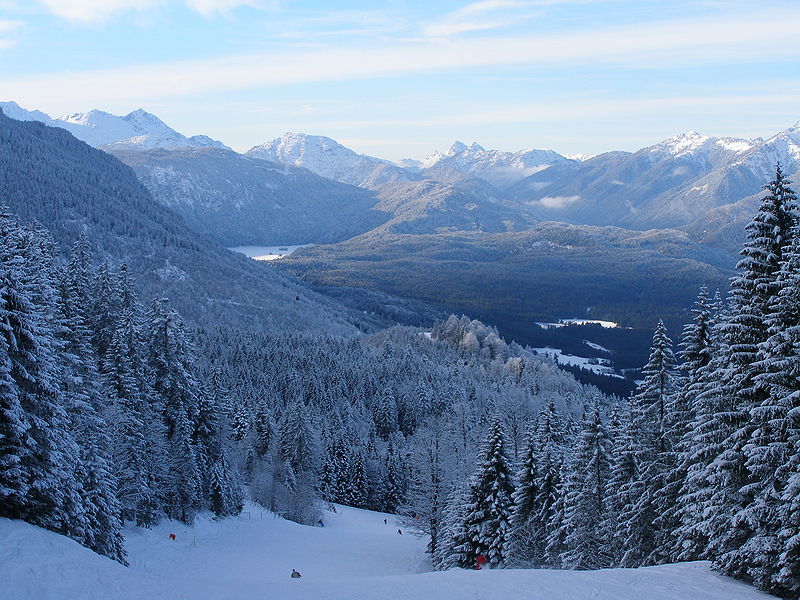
[1,0,799,160]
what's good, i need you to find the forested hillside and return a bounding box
[111,147,388,246]
[424,167,800,599]
[0,109,367,335]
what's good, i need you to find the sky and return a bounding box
[0,0,799,160]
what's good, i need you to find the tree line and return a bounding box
[429,166,800,598]
[0,209,242,565]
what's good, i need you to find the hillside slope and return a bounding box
[0,505,776,600]
[0,108,361,334]
[109,146,389,246]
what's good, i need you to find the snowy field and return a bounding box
[0,504,777,600]
[532,346,624,378]
[536,318,621,329]
[229,244,313,261]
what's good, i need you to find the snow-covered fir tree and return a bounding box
[614,321,676,566]
[556,403,611,570]
[453,418,514,568]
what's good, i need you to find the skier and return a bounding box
[384,519,387,524]
[397,529,402,535]
[291,569,302,579]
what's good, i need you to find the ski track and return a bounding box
[0,503,778,600]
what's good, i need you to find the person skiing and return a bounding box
[291,569,302,579]
[397,529,402,535]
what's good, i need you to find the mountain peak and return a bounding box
[448,141,468,155]
[246,132,410,189]
[0,101,52,123]
[124,108,166,125]
[2,102,227,150]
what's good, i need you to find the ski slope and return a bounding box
[0,503,778,600]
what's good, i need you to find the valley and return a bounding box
[8,100,796,391]
[229,244,313,261]
[2,2,799,598]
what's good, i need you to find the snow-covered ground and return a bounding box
[536,318,621,329]
[229,244,313,261]
[0,504,777,600]
[532,347,624,379]
[584,340,611,353]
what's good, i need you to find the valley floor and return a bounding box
[0,504,777,600]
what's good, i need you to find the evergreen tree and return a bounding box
[146,298,203,523]
[0,211,83,537]
[380,437,405,512]
[603,401,635,565]
[506,419,539,567]
[56,243,126,563]
[709,166,798,581]
[657,288,715,562]
[433,484,470,570]
[557,404,611,570]
[103,276,161,527]
[454,419,514,568]
[507,400,566,566]
[673,298,732,562]
[278,398,316,476]
[728,234,800,590]
[617,321,675,566]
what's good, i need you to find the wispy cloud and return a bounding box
[307,93,800,130]
[4,9,800,107]
[0,19,24,31]
[423,1,540,37]
[34,0,266,23]
[530,195,581,208]
[273,10,407,40]
[0,18,22,50]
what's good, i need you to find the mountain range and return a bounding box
[3,100,798,371]
[0,101,229,151]
[0,108,400,336]
[5,100,798,254]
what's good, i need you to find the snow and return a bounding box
[0,102,229,151]
[716,139,755,153]
[532,347,623,378]
[584,340,611,353]
[425,140,570,187]
[229,244,313,261]
[246,132,402,188]
[537,318,620,329]
[0,505,777,600]
[646,131,755,163]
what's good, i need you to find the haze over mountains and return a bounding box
[0,101,229,151]
[0,108,386,336]
[5,100,798,252]
[3,100,798,360]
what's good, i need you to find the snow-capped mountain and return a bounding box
[109,146,387,246]
[730,121,800,181]
[246,133,416,190]
[421,140,572,189]
[0,101,229,151]
[506,129,760,229]
[679,122,800,251]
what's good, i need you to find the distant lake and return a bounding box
[229,244,314,261]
